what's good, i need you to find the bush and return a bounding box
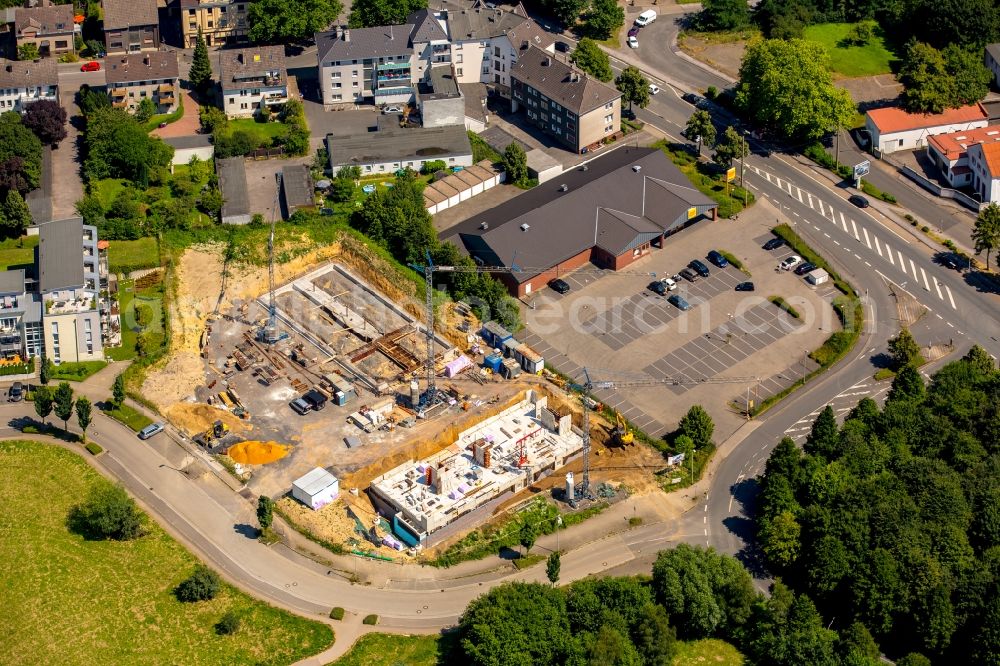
[22,425,40,434]
[921,225,930,233]
[629,516,643,526]
[363,614,379,625]
[421,159,447,174]
[85,442,103,455]
[175,565,221,602]
[768,295,801,320]
[68,483,145,540]
[329,607,345,620]
[706,85,718,99]
[215,611,240,635]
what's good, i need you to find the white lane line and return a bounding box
[936,313,943,319]
[874,236,882,257]
[796,188,803,203]
[886,245,894,265]
[824,232,830,238]
[818,199,825,217]
[908,257,917,280]
[851,219,860,240]
[865,261,872,267]
[945,285,956,309]
[834,240,841,246]
[934,279,943,300]
[807,193,815,208]
[840,212,849,233]
[766,172,773,183]
[920,267,930,291]
[947,321,955,328]
[863,227,871,249]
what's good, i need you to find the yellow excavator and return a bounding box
[611,410,634,447]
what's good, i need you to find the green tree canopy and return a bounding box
[53,381,74,432]
[33,385,52,424]
[698,0,750,31]
[175,565,221,602]
[899,41,992,114]
[112,373,126,406]
[615,66,650,111]
[17,43,39,61]
[973,202,1000,271]
[249,0,343,43]
[349,0,427,28]
[735,38,856,141]
[547,551,561,584]
[257,495,274,530]
[571,38,613,82]
[678,405,714,450]
[502,142,528,186]
[0,189,32,236]
[69,483,145,540]
[712,126,749,169]
[188,31,213,92]
[75,396,92,440]
[0,112,43,193]
[888,327,921,371]
[584,0,624,40]
[685,110,717,154]
[83,108,173,185]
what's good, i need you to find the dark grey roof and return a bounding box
[505,18,553,53]
[511,46,620,115]
[408,9,449,43]
[105,52,178,84]
[219,46,286,90]
[423,65,461,100]
[0,58,57,90]
[448,7,527,41]
[38,218,85,292]
[216,157,250,221]
[102,0,158,30]
[0,269,25,294]
[281,164,314,213]
[327,124,472,167]
[164,134,212,149]
[988,44,1000,66]
[316,24,416,63]
[15,5,73,35]
[451,147,717,283]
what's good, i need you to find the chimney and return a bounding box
[335,25,343,40]
[559,184,568,192]
[569,72,579,82]
[542,56,551,67]
[237,53,244,64]
[143,55,150,66]
[343,28,350,42]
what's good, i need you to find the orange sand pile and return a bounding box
[227,441,289,465]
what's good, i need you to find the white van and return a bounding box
[635,9,657,26]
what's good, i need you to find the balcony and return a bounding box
[261,91,287,105]
[157,94,176,106]
[377,61,411,72]
[45,291,97,315]
[158,82,175,94]
[374,86,413,97]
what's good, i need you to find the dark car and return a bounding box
[735,281,755,292]
[8,381,23,402]
[555,40,570,53]
[678,267,698,282]
[681,92,701,105]
[668,294,692,311]
[689,259,710,278]
[762,237,785,251]
[707,250,729,268]
[623,108,637,121]
[794,262,817,276]
[648,280,668,296]
[548,278,571,294]
[849,194,870,208]
[627,25,640,38]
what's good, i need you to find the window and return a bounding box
[456,67,463,76]
[333,94,342,101]
[352,70,358,77]
[494,46,500,56]
[604,114,612,123]
[352,81,358,87]
[334,82,341,88]
[49,321,59,362]
[207,20,213,27]
[605,125,613,132]
[482,66,489,74]
[455,42,462,49]
[332,71,341,79]
[605,101,613,109]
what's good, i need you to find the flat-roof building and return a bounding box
[216,157,251,224]
[326,123,473,175]
[865,103,989,154]
[280,164,315,218]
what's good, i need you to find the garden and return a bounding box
[801,22,898,78]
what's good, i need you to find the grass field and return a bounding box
[108,278,165,362]
[330,633,445,666]
[101,403,154,431]
[108,238,160,273]
[222,118,290,144]
[0,235,39,270]
[674,638,744,665]
[0,440,334,666]
[49,360,108,381]
[802,23,897,77]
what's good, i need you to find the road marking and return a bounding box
[796,187,803,203]
[807,193,814,208]
[862,227,871,248]
[765,172,773,183]
[885,244,894,265]
[834,240,841,246]
[874,236,882,257]
[947,321,955,328]
[936,313,943,319]
[945,285,956,309]
[818,199,825,216]
[840,212,849,233]
[909,258,917,280]
[775,176,783,189]
[854,253,862,260]
[934,279,943,300]
[703,516,707,523]
[851,219,860,240]
[865,261,872,267]
[900,251,908,273]
[704,504,708,512]
[920,267,930,292]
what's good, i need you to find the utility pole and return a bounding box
[835,125,840,167]
[741,131,748,209]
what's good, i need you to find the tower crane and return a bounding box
[259,174,288,344]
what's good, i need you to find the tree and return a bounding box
[69,483,144,540]
[17,43,39,61]
[973,202,1000,270]
[75,396,92,441]
[735,38,857,141]
[134,97,157,124]
[249,0,343,43]
[571,38,613,83]
[349,0,427,28]
[896,654,932,666]
[804,406,838,459]
[330,176,355,203]
[198,105,228,134]
[615,66,650,111]
[888,327,921,370]
[519,521,538,554]
[22,100,67,146]
[175,565,221,602]
[188,30,213,93]
[0,189,32,236]
[33,385,52,424]
[39,354,50,384]
[678,405,714,450]
[215,611,241,635]
[712,126,749,169]
[53,382,74,432]
[586,624,642,666]
[83,107,174,184]
[630,603,677,666]
[698,0,750,31]
[584,0,624,40]
[77,85,111,116]
[257,495,274,531]
[198,187,224,219]
[887,363,925,403]
[542,0,588,26]
[547,551,561,584]
[685,110,716,155]
[502,142,528,186]
[112,373,126,406]
[839,622,881,664]
[758,510,801,569]
[845,19,877,46]
[899,41,992,114]
[0,112,44,193]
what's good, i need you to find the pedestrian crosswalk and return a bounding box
[782,379,891,443]
[747,164,957,310]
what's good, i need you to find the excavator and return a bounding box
[611,410,634,447]
[194,420,230,449]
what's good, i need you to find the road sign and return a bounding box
[853,160,870,179]
[726,167,737,181]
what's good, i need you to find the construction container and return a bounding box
[502,338,522,358]
[323,372,356,405]
[481,321,513,349]
[483,353,502,372]
[514,344,544,373]
[566,472,575,501]
[806,268,830,285]
[500,357,522,379]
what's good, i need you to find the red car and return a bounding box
[80,61,101,72]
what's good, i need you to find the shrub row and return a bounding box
[720,251,750,275]
[767,295,801,320]
[771,224,855,297]
[803,142,896,203]
[84,442,103,455]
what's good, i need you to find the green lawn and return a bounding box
[93,178,131,209]
[802,23,897,77]
[0,235,39,270]
[0,440,334,666]
[107,279,165,362]
[223,118,290,144]
[145,93,185,132]
[673,638,744,665]
[101,402,154,431]
[330,633,445,666]
[108,238,161,274]
[652,140,754,218]
[49,360,107,381]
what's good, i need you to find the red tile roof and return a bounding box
[979,142,1000,177]
[928,125,1000,161]
[867,103,988,135]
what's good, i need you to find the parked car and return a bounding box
[681,92,701,106]
[80,61,101,72]
[707,250,728,268]
[548,278,571,294]
[622,108,637,120]
[794,261,817,276]
[289,397,312,415]
[848,194,870,208]
[303,389,327,411]
[634,9,657,25]
[627,35,639,49]
[627,25,640,38]
[660,277,678,291]
[689,259,710,277]
[8,381,22,402]
[138,422,165,440]
[679,267,699,282]
[735,281,755,292]
[555,40,570,53]
[940,255,962,271]
[780,255,803,271]
[648,84,660,95]
[382,105,402,114]
[668,294,691,311]
[762,237,785,251]
[648,281,667,296]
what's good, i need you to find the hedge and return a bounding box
[362,614,379,625]
[720,250,750,275]
[85,442,103,455]
[329,607,345,621]
[0,362,33,376]
[768,295,801,320]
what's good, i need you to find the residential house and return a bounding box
[417,64,464,127]
[326,122,473,174]
[985,43,1000,89]
[0,268,42,360]
[926,125,1000,189]
[408,8,450,83]
[14,2,75,58]
[0,57,57,112]
[315,24,418,108]
[968,141,1000,203]
[179,0,247,48]
[510,46,621,153]
[219,45,287,118]
[105,51,179,114]
[102,0,160,55]
[864,103,989,154]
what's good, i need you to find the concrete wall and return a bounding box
[171,144,215,166]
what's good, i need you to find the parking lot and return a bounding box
[520,199,836,440]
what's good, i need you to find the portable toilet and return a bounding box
[484,353,503,373]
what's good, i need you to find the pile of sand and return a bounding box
[227,440,289,465]
[165,402,248,437]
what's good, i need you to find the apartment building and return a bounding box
[178,0,247,47]
[511,46,621,153]
[102,0,161,55]
[0,268,42,360]
[0,57,57,112]
[106,51,179,114]
[14,2,76,58]
[219,45,287,118]
[316,23,418,108]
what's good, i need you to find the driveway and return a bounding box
[50,85,85,220]
[151,88,201,139]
